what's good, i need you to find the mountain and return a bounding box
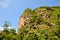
[18,6,60,40]
[18,6,60,30]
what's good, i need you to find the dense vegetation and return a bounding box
[0,6,60,40]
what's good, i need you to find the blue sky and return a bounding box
[0,0,60,31]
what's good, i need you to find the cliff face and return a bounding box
[18,16,24,30]
[18,6,60,30]
[18,8,33,30]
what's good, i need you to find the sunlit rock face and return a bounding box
[18,16,29,31]
[18,16,25,30]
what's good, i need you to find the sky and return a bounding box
[0,0,60,31]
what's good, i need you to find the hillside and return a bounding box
[20,6,60,28]
[18,6,60,40]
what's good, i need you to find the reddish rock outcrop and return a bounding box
[18,16,25,30]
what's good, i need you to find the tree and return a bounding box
[0,21,18,40]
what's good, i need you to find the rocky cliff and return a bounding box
[18,6,60,30]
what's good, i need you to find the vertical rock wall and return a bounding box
[18,16,25,30]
